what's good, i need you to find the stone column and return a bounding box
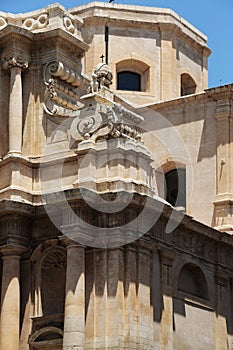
[160,250,175,350]
[0,245,25,350]
[3,56,28,154]
[63,241,85,350]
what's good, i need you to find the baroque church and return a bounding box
[0,2,232,349]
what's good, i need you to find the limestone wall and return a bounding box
[71,2,211,105]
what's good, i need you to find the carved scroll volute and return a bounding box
[44,61,82,87]
[43,60,83,118]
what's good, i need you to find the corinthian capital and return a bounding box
[2,55,28,70]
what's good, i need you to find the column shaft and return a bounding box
[0,255,21,350]
[63,244,85,350]
[9,66,23,154]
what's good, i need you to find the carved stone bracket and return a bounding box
[43,60,84,118]
[70,101,143,143]
[44,61,82,87]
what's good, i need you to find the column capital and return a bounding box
[0,243,28,258]
[59,235,86,249]
[2,55,28,70]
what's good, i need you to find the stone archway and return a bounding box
[29,326,63,350]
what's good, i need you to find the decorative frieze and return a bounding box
[22,13,48,31]
[0,4,83,39]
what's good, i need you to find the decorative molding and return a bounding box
[22,13,48,31]
[63,16,75,34]
[0,17,7,29]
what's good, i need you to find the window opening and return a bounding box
[165,168,186,209]
[117,71,141,91]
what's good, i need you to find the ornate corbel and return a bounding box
[44,60,82,87]
[69,102,143,143]
[43,60,83,118]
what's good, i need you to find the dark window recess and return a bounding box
[181,73,196,96]
[178,263,209,300]
[165,168,186,209]
[117,71,141,91]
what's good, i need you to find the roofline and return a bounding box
[136,83,233,111]
[69,1,208,44]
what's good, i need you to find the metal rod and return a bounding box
[105,26,109,65]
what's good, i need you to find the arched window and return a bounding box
[165,168,186,210]
[178,263,209,300]
[116,59,150,92]
[117,71,141,91]
[181,73,196,96]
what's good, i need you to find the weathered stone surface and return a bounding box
[0,3,232,350]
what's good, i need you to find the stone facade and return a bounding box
[0,2,233,350]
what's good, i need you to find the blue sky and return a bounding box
[0,0,232,88]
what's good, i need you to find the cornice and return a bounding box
[70,2,209,50]
[137,84,233,112]
[0,3,83,34]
